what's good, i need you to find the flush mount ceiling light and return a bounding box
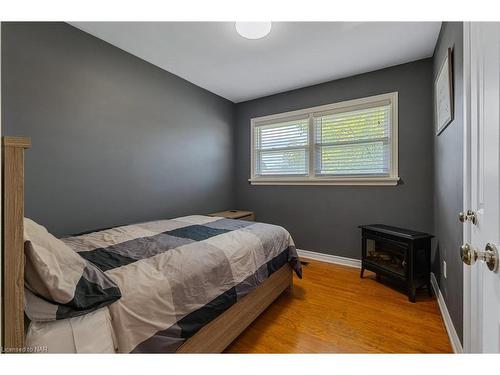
[235,22,272,40]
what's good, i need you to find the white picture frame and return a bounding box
[435,48,454,135]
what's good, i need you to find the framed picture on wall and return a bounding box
[435,48,454,135]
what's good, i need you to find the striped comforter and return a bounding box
[62,215,301,353]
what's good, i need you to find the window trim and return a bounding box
[249,92,399,186]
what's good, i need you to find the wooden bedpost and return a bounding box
[2,136,31,353]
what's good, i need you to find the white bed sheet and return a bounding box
[26,307,117,353]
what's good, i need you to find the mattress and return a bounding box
[28,215,301,353]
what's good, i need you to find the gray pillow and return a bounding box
[24,218,121,321]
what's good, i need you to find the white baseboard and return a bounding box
[430,272,463,353]
[296,249,361,269]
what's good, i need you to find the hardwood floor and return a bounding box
[225,259,452,353]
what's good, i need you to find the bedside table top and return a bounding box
[209,210,254,219]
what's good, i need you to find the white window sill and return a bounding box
[248,176,400,186]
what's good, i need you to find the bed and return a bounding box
[1,136,302,353]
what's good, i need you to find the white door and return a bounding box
[463,22,500,353]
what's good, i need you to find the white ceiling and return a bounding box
[70,22,441,103]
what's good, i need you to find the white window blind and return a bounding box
[314,105,391,176]
[254,117,309,176]
[250,92,399,185]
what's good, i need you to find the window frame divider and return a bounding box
[308,113,315,178]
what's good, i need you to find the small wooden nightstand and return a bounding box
[208,210,255,221]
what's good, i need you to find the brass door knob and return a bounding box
[461,243,477,265]
[483,243,499,272]
[467,210,477,224]
[461,243,498,272]
[458,210,477,224]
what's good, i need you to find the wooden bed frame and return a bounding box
[1,136,293,353]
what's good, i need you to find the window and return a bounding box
[255,117,309,176]
[250,92,399,185]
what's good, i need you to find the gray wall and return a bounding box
[234,59,434,259]
[432,22,463,343]
[1,22,235,237]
